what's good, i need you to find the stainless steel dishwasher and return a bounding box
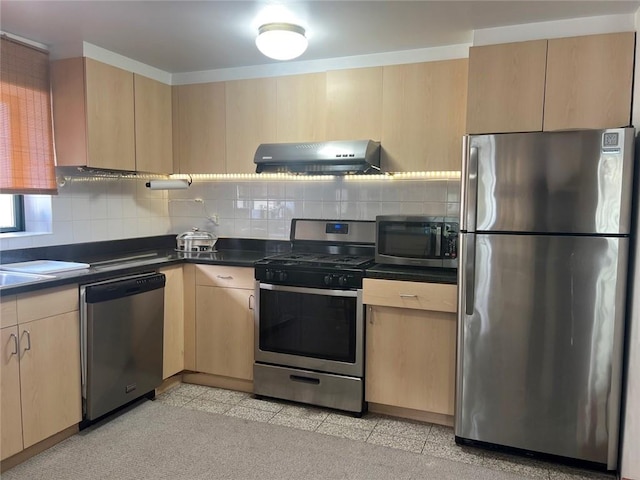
[80,272,165,424]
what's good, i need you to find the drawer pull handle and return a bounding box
[399,294,418,298]
[217,275,233,280]
[9,333,18,356]
[248,294,255,310]
[290,375,320,385]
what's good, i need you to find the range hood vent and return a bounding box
[254,140,381,175]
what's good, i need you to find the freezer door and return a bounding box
[455,233,628,468]
[461,128,634,234]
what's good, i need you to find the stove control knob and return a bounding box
[265,269,274,281]
[277,271,288,282]
[338,275,348,286]
[324,275,332,286]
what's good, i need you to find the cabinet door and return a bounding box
[326,67,383,141]
[544,32,634,131]
[1,326,23,461]
[382,59,468,172]
[134,74,173,173]
[160,266,184,379]
[225,78,277,174]
[365,305,456,415]
[466,40,547,134]
[19,312,82,448]
[85,58,136,171]
[173,82,226,173]
[195,285,254,380]
[276,73,326,142]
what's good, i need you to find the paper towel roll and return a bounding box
[145,180,190,190]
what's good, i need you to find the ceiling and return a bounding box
[1,1,638,74]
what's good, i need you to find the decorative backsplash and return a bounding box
[0,176,460,250]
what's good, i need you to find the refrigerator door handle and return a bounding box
[464,233,476,315]
[466,146,479,232]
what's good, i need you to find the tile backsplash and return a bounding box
[170,177,461,239]
[0,176,460,250]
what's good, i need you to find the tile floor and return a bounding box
[156,383,615,480]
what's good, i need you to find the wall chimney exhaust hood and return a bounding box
[254,140,381,175]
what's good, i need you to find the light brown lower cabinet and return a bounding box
[194,265,254,381]
[0,287,82,461]
[160,265,185,379]
[364,279,457,417]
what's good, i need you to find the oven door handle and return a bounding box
[259,283,359,298]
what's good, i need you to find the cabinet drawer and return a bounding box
[17,286,79,324]
[1,296,18,328]
[195,265,254,289]
[363,279,457,313]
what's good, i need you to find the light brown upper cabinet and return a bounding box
[466,32,635,134]
[326,67,383,141]
[466,40,547,134]
[382,59,468,172]
[225,78,277,174]
[544,32,634,131]
[134,74,173,173]
[172,82,226,174]
[51,57,136,171]
[276,73,327,142]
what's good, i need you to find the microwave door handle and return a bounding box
[435,226,442,256]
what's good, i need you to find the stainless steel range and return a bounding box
[253,219,375,415]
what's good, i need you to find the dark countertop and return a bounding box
[0,236,288,297]
[1,236,457,296]
[366,264,458,285]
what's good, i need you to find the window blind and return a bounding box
[0,36,57,194]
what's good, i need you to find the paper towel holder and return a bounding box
[145,177,192,190]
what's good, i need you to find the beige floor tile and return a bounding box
[373,417,431,441]
[426,424,455,446]
[198,387,251,405]
[237,396,284,413]
[278,404,330,422]
[269,413,323,432]
[481,451,550,479]
[422,441,486,467]
[154,391,192,407]
[174,383,213,398]
[316,422,372,442]
[367,431,425,454]
[225,406,277,423]
[183,398,233,415]
[323,412,380,431]
[548,465,616,480]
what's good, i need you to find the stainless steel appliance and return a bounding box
[176,227,217,252]
[254,140,381,175]
[375,215,458,268]
[253,219,375,414]
[80,272,165,423]
[456,128,634,470]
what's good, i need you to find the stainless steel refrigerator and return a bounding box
[455,128,635,470]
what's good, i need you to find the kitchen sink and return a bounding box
[0,271,55,288]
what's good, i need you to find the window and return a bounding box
[0,35,57,195]
[0,194,25,233]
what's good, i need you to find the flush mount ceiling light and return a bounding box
[256,22,308,61]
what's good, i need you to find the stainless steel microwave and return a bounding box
[375,216,458,268]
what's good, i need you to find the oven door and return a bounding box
[254,282,364,377]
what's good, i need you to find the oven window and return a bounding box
[259,288,357,363]
[378,222,438,258]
